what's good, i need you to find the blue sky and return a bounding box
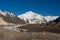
[0,0,60,16]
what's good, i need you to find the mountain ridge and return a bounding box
[0,10,59,25]
[18,11,59,24]
[0,10,26,25]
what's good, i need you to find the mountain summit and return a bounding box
[0,10,59,25]
[0,10,25,25]
[18,11,47,24]
[18,11,59,24]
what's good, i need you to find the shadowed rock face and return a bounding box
[4,14,26,24]
[52,17,60,23]
[0,13,26,24]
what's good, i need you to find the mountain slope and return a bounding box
[0,10,59,25]
[18,11,59,24]
[52,17,60,23]
[0,10,26,25]
[44,16,59,22]
[18,11,47,24]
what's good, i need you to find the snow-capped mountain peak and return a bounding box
[0,10,59,24]
[0,10,6,16]
[18,11,59,24]
[4,11,15,17]
[19,11,43,19]
[23,11,43,17]
[0,10,15,17]
[0,10,26,25]
[44,16,59,22]
[18,11,47,24]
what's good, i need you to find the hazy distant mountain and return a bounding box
[0,10,25,25]
[18,11,59,24]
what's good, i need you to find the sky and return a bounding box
[0,0,60,16]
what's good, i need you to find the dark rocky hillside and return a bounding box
[18,22,60,33]
[0,13,26,24]
[52,17,60,23]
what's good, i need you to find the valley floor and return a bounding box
[0,29,60,40]
[0,24,60,40]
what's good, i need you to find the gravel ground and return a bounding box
[0,29,60,40]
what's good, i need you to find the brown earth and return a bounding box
[0,22,60,40]
[18,22,60,33]
[0,29,60,40]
